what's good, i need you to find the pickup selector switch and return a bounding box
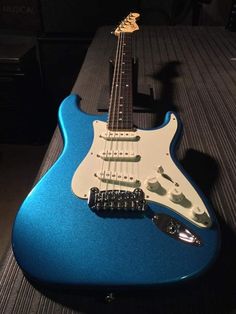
[168,187,184,203]
[145,176,161,191]
[156,165,164,174]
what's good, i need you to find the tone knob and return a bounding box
[191,206,205,221]
[145,176,161,191]
[168,187,184,203]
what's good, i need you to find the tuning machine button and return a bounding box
[168,187,184,203]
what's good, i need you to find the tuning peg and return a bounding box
[127,17,134,22]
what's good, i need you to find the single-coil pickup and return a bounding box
[97,151,140,161]
[95,171,141,187]
[100,131,140,141]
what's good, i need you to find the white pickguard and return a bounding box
[72,115,211,228]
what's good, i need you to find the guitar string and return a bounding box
[100,32,122,192]
[117,32,125,194]
[131,36,140,191]
[127,33,135,191]
[123,32,135,193]
[110,32,128,194]
[109,32,120,192]
[116,33,135,195]
[122,32,129,193]
[126,33,139,194]
[101,32,138,203]
[107,31,123,192]
[119,33,136,195]
[129,33,136,193]
[113,32,125,192]
[129,33,134,192]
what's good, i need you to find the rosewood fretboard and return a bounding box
[108,33,134,131]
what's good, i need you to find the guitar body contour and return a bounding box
[12,94,220,287]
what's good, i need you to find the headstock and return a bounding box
[114,12,140,36]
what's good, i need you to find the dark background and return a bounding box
[0,0,233,143]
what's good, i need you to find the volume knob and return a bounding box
[145,176,161,191]
[168,187,184,203]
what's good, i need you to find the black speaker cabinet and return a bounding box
[37,36,91,118]
[0,0,42,33]
[40,0,139,34]
[226,0,236,31]
[0,36,48,143]
[40,0,100,34]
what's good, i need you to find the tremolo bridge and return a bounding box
[88,188,147,212]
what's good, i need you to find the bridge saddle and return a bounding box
[88,187,147,212]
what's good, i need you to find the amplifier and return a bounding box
[0,0,42,33]
[40,1,138,34]
[0,36,48,143]
[226,0,236,31]
[40,0,100,34]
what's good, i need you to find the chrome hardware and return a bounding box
[88,188,147,213]
[105,293,115,303]
[152,214,202,246]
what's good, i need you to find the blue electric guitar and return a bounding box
[12,13,220,287]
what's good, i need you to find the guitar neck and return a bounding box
[108,33,134,131]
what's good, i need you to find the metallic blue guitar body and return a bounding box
[12,94,220,287]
